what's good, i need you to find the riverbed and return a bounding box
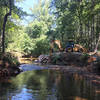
[0,64,100,100]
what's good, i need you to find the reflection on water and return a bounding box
[0,69,100,100]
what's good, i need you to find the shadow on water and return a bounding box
[0,64,100,100]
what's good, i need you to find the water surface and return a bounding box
[0,64,100,100]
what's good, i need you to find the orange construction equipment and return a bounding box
[50,39,87,54]
[50,40,63,55]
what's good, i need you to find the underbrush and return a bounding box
[0,52,20,71]
[0,52,21,76]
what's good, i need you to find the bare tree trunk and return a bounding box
[88,33,100,56]
[94,33,100,52]
[0,29,1,52]
[87,20,90,51]
[90,20,93,51]
[92,16,95,50]
[1,0,12,53]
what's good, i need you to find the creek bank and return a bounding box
[40,52,100,74]
[37,52,100,85]
[0,52,21,77]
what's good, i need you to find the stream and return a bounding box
[0,64,100,100]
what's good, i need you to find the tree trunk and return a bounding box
[94,33,100,52]
[1,0,12,53]
[87,20,90,51]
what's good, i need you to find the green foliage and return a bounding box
[0,52,20,66]
[0,0,27,53]
[26,20,45,38]
[21,0,54,55]
[20,32,34,54]
[32,39,50,56]
[6,28,33,54]
[7,27,50,56]
[2,0,100,58]
[0,0,54,56]
[52,0,100,51]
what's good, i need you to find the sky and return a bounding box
[16,0,38,25]
[16,0,37,13]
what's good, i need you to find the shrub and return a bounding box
[0,52,20,67]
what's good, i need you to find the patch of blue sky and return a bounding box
[15,0,38,25]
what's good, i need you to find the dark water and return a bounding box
[0,64,100,100]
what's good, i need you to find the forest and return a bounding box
[0,0,100,74]
[0,0,99,55]
[0,0,100,100]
